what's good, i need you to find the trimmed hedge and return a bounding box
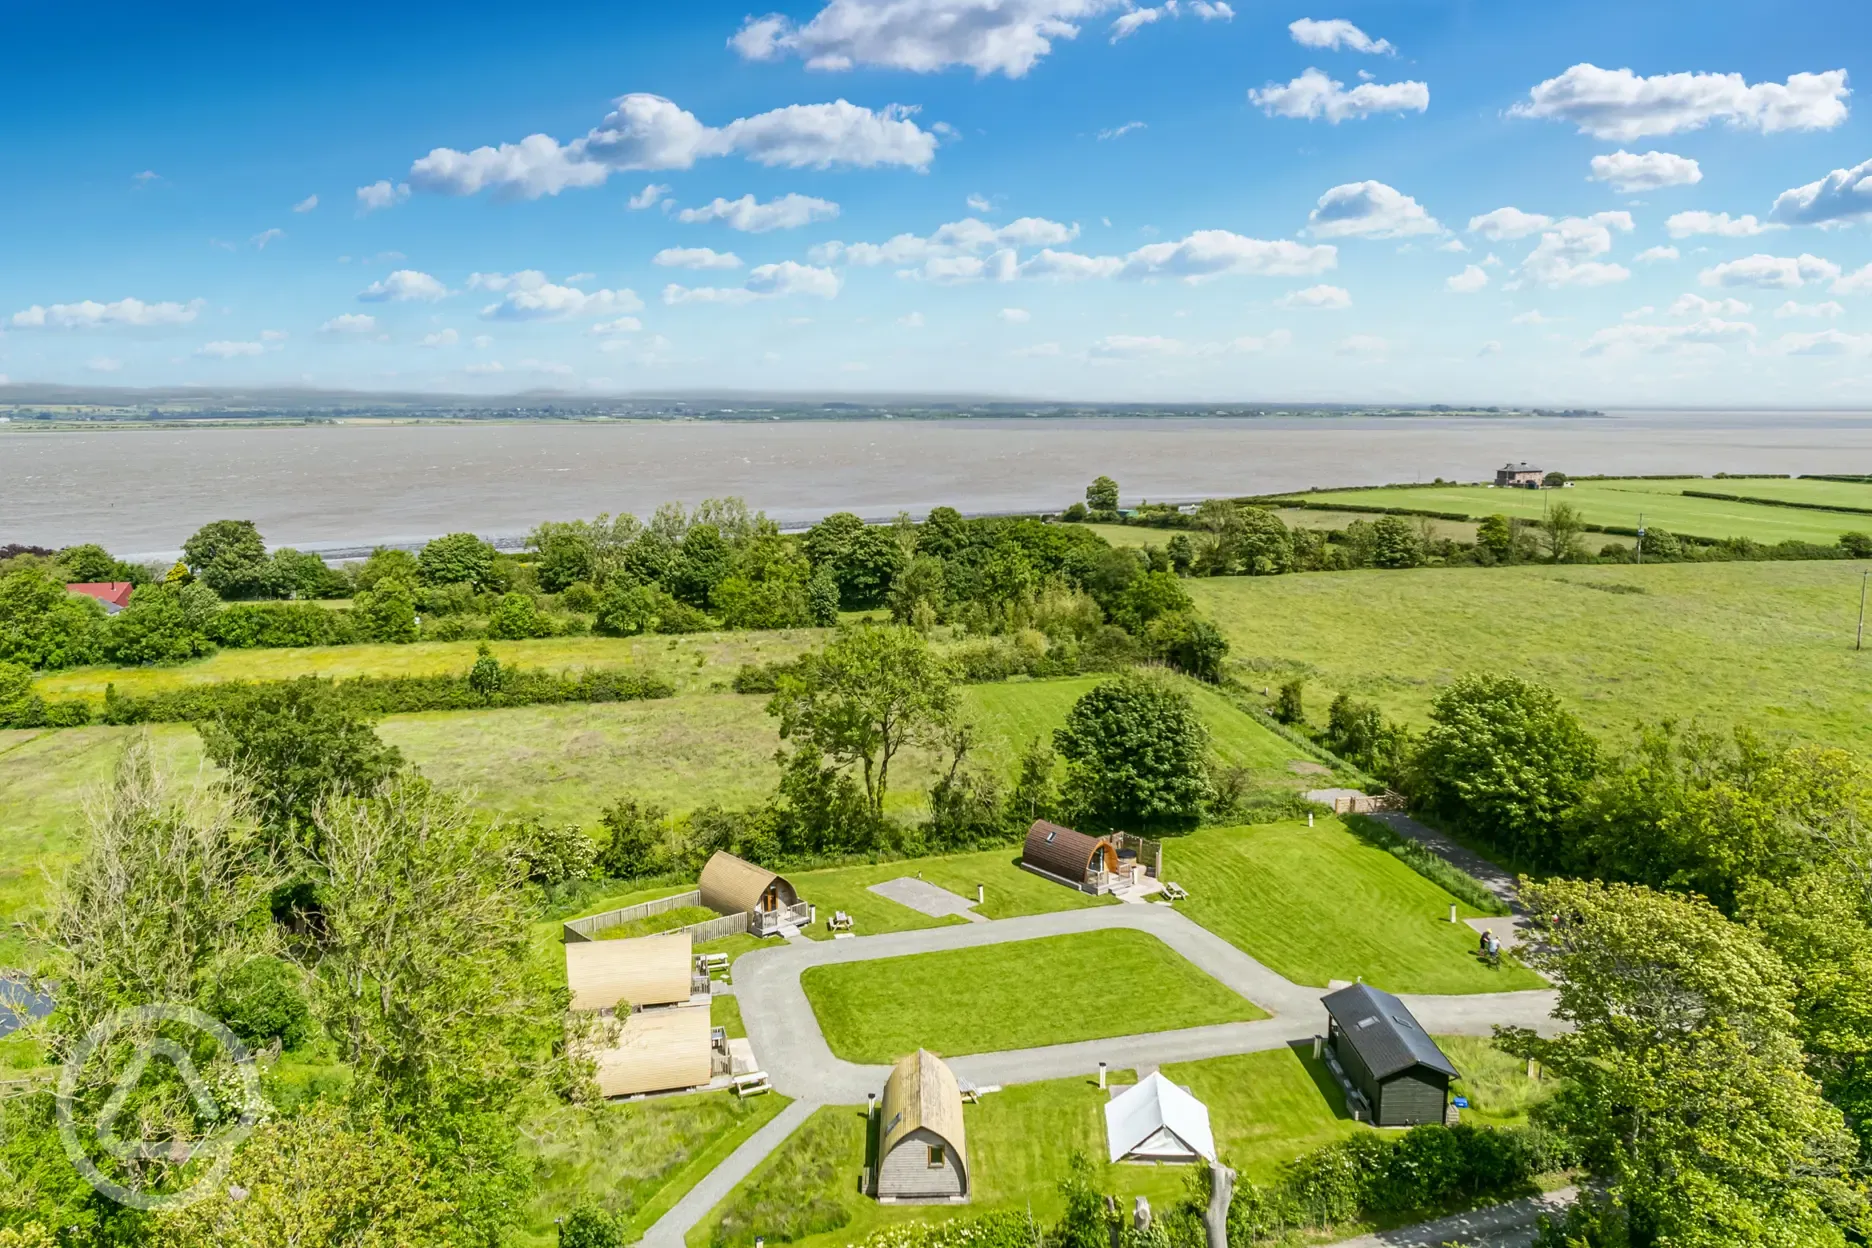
[0,695,95,729]
[1680,488,1872,518]
[98,666,674,725]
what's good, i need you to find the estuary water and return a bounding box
[4,410,1871,558]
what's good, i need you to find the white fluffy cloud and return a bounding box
[1467,207,1552,241]
[589,317,644,335]
[1699,253,1840,289]
[1671,293,1750,317]
[358,269,449,302]
[419,329,461,347]
[1016,249,1123,280]
[1288,17,1393,54]
[665,262,842,305]
[1249,68,1428,123]
[1120,230,1336,280]
[1308,181,1440,238]
[9,296,205,329]
[1833,265,1872,296]
[1097,121,1146,140]
[1446,265,1489,293]
[815,216,1079,268]
[320,313,377,334]
[1110,1,1233,43]
[293,195,319,213]
[1511,64,1850,140]
[1775,300,1844,318]
[1521,213,1635,288]
[1584,317,1756,355]
[1279,284,1351,309]
[406,95,938,201]
[1770,157,1872,227]
[356,180,410,213]
[730,0,1115,77]
[1636,245,1680,264]
[469,271,645,320]
[676,193,840,232]
[195,340,266,358]
[1666,211,1780,239]
[654,247,744,270]
[629,183,670,210]
[1588,149,1702,192]
[1772,329,1872,356]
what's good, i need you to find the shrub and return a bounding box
[595,797,673,881]
[102,582,220,665]
[1146,612,1229,682]
[204,955,313,1050]
[504,817,598,886]
[209,601,360,648]
[486,591,553,640]
[353,577,419,643]
[1272,678,1306,725]
[560,1201,625,1248]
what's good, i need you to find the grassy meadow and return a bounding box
[1283,478,1872,545]
[800,929,1266,1062]
[1189,560,1872,749]
[1165,820,1544,994]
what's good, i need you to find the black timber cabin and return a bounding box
[1321,983,1460,1127]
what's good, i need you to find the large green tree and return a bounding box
[0,567,104,669]
[182,519,268,598]
[1415,673,1598,862]
[417,532,496,588]
[1504,879,1866,1247]
[1053,671,1213,832]
[197,677,404,847]
[767,625,956,821]
[100,581,220,665]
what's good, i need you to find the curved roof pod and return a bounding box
[1022,820,1117,882]
[698,851,799,915]
[880,1049,969,1197]
[564,931,693,1013]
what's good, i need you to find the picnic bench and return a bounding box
[732,1071,772,1097]
[826,911,854,932]
[697,953,730,975]
[1159,882,1188,901]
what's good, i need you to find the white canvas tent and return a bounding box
[1104,1072,1217,1164]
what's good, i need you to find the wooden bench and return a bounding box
[697,953,730,974]
[1159,882,1188,901]
[732,1071,772,1097]
[826,911,854,932]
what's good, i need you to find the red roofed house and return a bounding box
[67,582,134,614]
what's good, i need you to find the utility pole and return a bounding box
[1859,569,1868,652]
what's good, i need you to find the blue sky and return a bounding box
[8,0,1872,403]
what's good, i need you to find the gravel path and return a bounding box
[1324,1186,1578,1247]
[1365,811,1523,912]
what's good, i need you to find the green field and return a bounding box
[689,1037,1545,1248]
[1284,478,1872,545]
[1189,560,1872,749]
[800,930,1266,1062]
[1165,820,1544,994]
[518,1089,791,1248]
[32,630,823,701]
[786,848,1112,944]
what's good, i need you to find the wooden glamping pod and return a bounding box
[1021,820,1119,892]
[698,850,808,936]
[876,1050,970,1203]
[564,932,713,1099]
[1322,983,1460,1127]
[564,931,694,1013]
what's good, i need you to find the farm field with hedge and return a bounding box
[1280,477,1872,545]
[1190,560,1872,749]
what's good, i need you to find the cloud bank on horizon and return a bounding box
[6,0,1872,403]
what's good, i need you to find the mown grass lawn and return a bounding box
[1189,560,1872,749]
[801,930,1266,1063]
[517,1089,790,1248]
[1167,820,1544,994]
[790,846,1112,942]
[1286,478,1872,545]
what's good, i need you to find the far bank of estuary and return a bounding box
[5,410,1872,556]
